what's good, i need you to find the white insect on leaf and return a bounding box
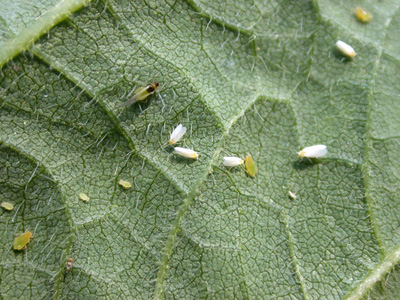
[298,145,328,158]
[336,40,356,58]
[288,191,297,200]
[174,147,198,159]
[223,157,244,167]
[169,124,187,145]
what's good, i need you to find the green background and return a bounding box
[1,0,400,299]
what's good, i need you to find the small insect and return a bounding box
[288,191,297,200]
[223,157,244,167]
[169,124,187,145]
[355,7,372,23]
[13,231,33,250]
[118,179,132,189]
[173,147,198,159]
[336,40,356,58]
[78,193,90,202]
[297,145,327,158]
[119,82,160,107]
[1,202,14,211]
[66,257,73,274]
[244,155,257,177]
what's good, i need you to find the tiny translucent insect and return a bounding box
[119,82,160,107]
[355,7,372,23]
[336,40,356,58]
[13,231,33,250]
[223,157,244,167]
[118,179,132,189]
[174,147,198,159]
[288,191,297,200]
[66,257,73,274]
[298,145,327,158]
[78,193,90,202]
[1,202,14,211]
[244,155,257,177]
[169,124,187,145]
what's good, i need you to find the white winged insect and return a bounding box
[223,157,244,167]
[173,147,198,159]
[169,124,187,145]
[297,145,327,158]
[336,41,356,58]
[288,191,297,200]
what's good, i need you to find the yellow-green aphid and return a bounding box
[78,193,90,202]
[119,82,160,107]
[244,154,257,177]
[118,179,132,189]
[13,231,33,250]
[355,7,372,23]
[1,202,14,211]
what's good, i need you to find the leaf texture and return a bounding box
[0,0,400,299]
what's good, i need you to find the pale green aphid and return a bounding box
[78,193,90,202]
[13,231,33,250]
[118,179,132,189]
[244,154,258,177]
[1,202,14,211]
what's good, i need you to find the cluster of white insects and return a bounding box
[168,124,199,159]
[167,123,327,179]
[115,82,329,194]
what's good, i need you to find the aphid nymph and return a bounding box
[244,155,257,177]
[223,157,244,167]
[1,201,14,211]
[355,7,372,23]
[336,40,356,58]
[66,257,73,274]
[118,179,132,189]
[174,147,198,159]
[13,231,33,250]
[78,193,90,202]
[119,82,159,108]
[169,124,187,145]
[297,145,327,158]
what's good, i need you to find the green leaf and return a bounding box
[1,0,400,299]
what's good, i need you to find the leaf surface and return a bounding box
[1,0,400,299]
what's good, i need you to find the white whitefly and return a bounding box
[174,147,198,159]
[288,191,297,200]
[298,145,327,158]
[169,124,187,145]
[336,40,356,58]
[223,157,244,167]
